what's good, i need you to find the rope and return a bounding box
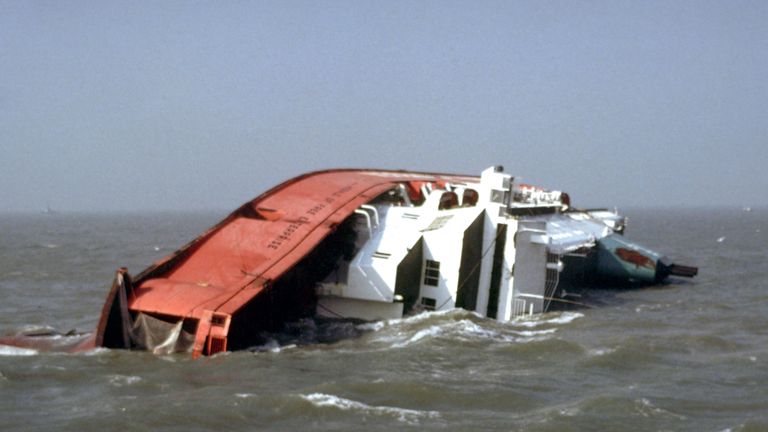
[316,301,345,318]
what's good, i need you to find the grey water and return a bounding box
[1,208,766,431]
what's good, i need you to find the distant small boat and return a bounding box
[40,205,58,215]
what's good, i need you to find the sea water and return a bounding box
[1,208,766,431]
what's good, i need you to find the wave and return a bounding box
[108,374,142,387]
[348,309,580,350]
[3,309,584,358]
[0,345,39,356]
[300,393,440,425]
[511,311,584,328]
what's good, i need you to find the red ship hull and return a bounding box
[96,169,475,357]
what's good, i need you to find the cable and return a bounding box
[315,300,346,319]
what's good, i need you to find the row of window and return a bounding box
[420,260,440,310]
[423,259,440,286]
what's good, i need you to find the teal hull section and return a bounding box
[596,235,664,283]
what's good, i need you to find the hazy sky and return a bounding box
[1,1,765,212]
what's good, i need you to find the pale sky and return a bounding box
[1,1,765,212]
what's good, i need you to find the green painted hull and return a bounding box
[595,235,664,283]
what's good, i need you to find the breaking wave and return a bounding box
[245,309,584,354]
[511,311,584,327]
[351,309,581,350]
[0,345,39,356]
[108,374,142,387]
[300,393,441,425]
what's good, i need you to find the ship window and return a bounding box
[424,260,440,286]
[490,189,508,204]
[420,297,436,310]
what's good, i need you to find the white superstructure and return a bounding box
[315,166,627,323]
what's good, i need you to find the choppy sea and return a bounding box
[1,207,766,431]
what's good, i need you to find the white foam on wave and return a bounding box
[301,393,440,425]
[16,324,57,335]
[82,347,111,356]
[0,345,39,356]
[510,328,558,337]
[355,310,458,333]
[108,374,142,387]
[392,325,445,348]
[512,311,584,328]
[379,312,573,348]
[381,319,557,348]
[389,309,465,327]
[252,339,280,352]
[375,319,476,348]
[588,347,616,357]
[250,339,297,353]
[355,321,385,332]
[634,398,687,420]
[359,308,579,335]
[347,309,575,351]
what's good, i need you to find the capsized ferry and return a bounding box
[3,167,697,357]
